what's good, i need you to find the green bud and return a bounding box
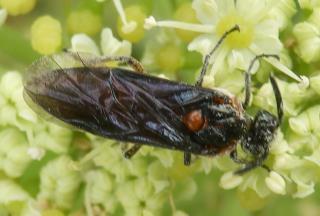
[310,74,320,95]
[289,105,320,139]
[148,161,170,193]
[134,177,154,201]
[116,181,140,208]
[67,10,102,36]
[0,105,16,126]
[0,180,30,203]
[126,157,148,177]
[150,150,174,168]
[0,71,22,99]
[0,0,36,16]
[3,145,31,178]
[85,170,113,204]
[31,15,62,55]
[38,156,81,209]
[293,21,320,63]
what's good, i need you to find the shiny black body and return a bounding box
[24,65,247,156]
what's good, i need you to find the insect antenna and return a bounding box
[242,54,280,110]
[269,75,283,124]
[195,24,240,87]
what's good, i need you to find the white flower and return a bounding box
[144,0,303,84]
[71,27,131,56]
[191,0,287,74]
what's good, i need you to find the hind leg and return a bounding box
[123,144,142,159]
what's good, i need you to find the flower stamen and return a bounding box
[112,0,137,33]
[144,16,214,33]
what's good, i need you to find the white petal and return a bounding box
[71,34,100,55]
[188,34,218,56]
[100,28,132,56]
[227,49,256,72]
[192,0,219,24]
[304,149,320,167]
[215,0,236,16]
[255,19,280,39]
[265,171,286,195]
[0,180,30,203]
[293,182,315,198]
[291,164,317,198]
[289,117,310,135]
[251,37,282,55]
[219,171,243,189]
[237,0,277,22]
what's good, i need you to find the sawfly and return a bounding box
[24,25,283,174]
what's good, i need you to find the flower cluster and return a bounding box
[0,0,320,215]
[142,0,320,207]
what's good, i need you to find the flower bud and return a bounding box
[265,171,286,195]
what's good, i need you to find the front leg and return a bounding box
[230,150,270,175]
[230,149,248,164]
[234,159,270,175]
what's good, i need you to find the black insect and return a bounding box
[23,25,283,174]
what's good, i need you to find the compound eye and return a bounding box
[183,110,205,132]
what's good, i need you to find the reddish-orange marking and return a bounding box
[183,110,205,132]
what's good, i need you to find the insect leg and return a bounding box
[184,152,191,166]
[269,75,283,124]
[231,150,271,174]
[234,161,260,175]
[242,54,280,110]
[234,161,271,175]
[195,25,240,87]
[66,51,145,73]
[230,150,248,164]
[124,144,142,159]
[95,56,145,73]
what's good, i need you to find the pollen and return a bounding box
[216,13,254,49]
